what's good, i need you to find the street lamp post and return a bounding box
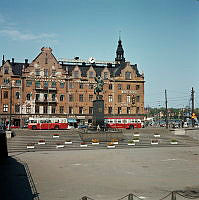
[9,81,14,130]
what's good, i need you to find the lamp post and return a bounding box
[9,80,14,130]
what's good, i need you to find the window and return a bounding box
[79,107,83,114]
[74,70,79,78]
[118,95,122,103]
[26,105,31,113]
[4,91,8,99]
[35,69,40,76]
[15,80,21,86]
[89,95,93,102]
[136,85,140,90]
[3,104,8,112]
[43,106,48,114]
[44,81,48,88]
[44,94,48,101]
[35,105,39,113]
[60,95,64,101]
[89,83,94,89]
[4,67,8,74]
[79,94,83,102]
[36,94,40,101]
[118,107,122,114]
[69,107,73,114]
[3,79,10,84]
[108,95,113,102]
[104,72,109,80]
[125,72,131,80]
[51,106,56,114]
[89,107,93,114]
[16,92,20,99]
[69,94,74,102]
[79,83,84,89]
[26,93,31,100]
[127,107,131,114]
[35,81,41,88]
[60,82,64,88]
[118,84,122,90]
[136,96,140,102]
[108,107,112,114]
[26,80,32,87]
[52,70,56,76]
[51,81,56,88]
[109,84,112,90]
[89,71,94,78]
[69,82,73,89]
[127,84,131,90]
[136,107,140,114]
[15,104,20,113]
[52,94,56,101]
[60,106,64,114]
[44,69,48,77]
[127,95,131,103]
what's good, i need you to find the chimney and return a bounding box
[2,55,5,66]
[12,58,14,64]
[25,59,28,67]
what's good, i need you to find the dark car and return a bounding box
[78,124,88,129]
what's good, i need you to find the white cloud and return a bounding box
[0,29,57,41]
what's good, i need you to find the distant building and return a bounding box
[0,39,145,127]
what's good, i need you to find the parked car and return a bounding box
[78,124,88,129]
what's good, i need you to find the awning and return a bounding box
[68,118,77,123]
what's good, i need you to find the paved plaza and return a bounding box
[1,128,199,200]
[5,146,199,200]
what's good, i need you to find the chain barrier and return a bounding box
[80,191,199,200]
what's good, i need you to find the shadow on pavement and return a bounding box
[0,156,39,200]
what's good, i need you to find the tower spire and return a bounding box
[115,36,125,63]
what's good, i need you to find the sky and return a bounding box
[0,0,199,108]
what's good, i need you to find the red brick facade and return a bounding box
[0,41,144,127]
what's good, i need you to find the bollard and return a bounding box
[128,193,134,200]
[82,196,88,200]
[171,192,176,200]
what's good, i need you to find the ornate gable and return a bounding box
[26,47,65,78]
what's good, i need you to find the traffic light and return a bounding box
[192,113,197,119]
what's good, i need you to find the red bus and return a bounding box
[28,117,69,130]
[104,117,142,129]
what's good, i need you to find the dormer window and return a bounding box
[35,69,40,76]
[89,71,94,78]
[52,69,56,76]
[4,67,8,74]
[125,72,131,80]
[74,70,79,78]
[44,69,48,77]
[104,72,109,80]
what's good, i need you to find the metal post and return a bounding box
[191,87,195,128]
[9,81,13,130]
[171,191,176,200]
[165,89,169,129]
[128,193,134,200]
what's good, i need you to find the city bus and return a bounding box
[104,117,142,129]
[28,117,69,130]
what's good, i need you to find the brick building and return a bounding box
[0,39,145,127]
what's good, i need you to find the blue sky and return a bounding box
[0,0,199,108]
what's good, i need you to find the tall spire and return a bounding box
[115,36,125,63]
